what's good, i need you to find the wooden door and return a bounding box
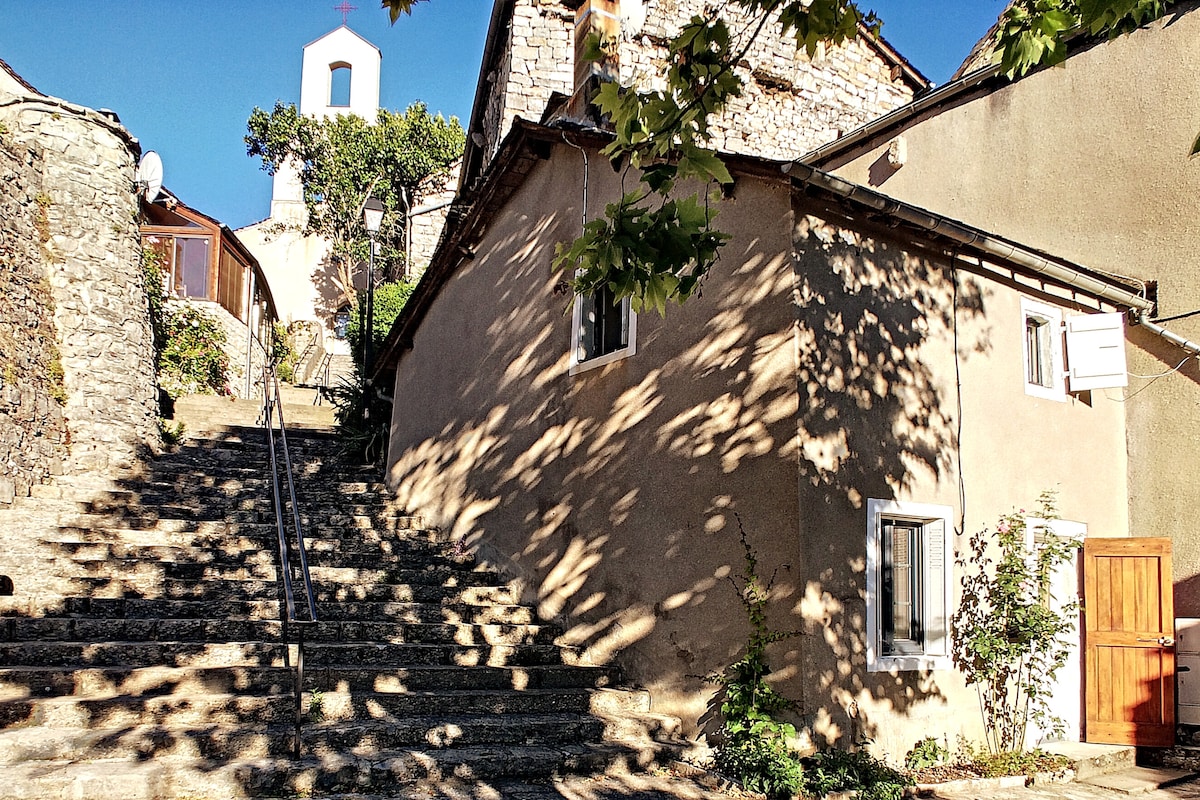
[1084,537,1175,746]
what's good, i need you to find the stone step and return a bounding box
[19,597,533,626]
[43,540,478,573]
[1,617,561,647]
[0,739,669,799]
[0,663,616,701]
[156,578,520,605]
[0,640,568,670]
[49,531,464,559]
[0,710,677,765]
[49,512,422,535]
[0,686,641,730]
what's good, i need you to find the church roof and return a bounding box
[304,24,382,56]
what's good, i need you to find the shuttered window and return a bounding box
[569,284,637,375]
[866,499,952,672]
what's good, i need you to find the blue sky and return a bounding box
[0,1,1006,231]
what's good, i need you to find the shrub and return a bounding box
[706,518,803,800]
[801,746,911,800]
[904,736,950,771]
[951,491,1080,753]
[157,304,230,399]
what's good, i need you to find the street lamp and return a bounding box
[362,197,384,427]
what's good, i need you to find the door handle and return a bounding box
[1137,636,1175,646]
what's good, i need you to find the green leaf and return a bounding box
[1192,130,1200,157]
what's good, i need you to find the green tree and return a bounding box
[346,280,416,371]
[384,0,1183,308]
[245,101,464,305]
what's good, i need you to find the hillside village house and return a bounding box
[810,1,1200,625]
[371,0,1195,758]
[140,193,279,399]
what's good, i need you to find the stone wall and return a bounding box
[480,0,575,170]
[0,94,160,482]
[628,0,918,160]
[0,134,70,503]
[479,0,919,168]
[408,160,462,276]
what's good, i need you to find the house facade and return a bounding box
[376,119,1145,756]
[140,194,279,398]
[809,2,1200,615]
[460,0,927,194]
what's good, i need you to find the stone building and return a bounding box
[460,0,927,192]
[0,57,158,500]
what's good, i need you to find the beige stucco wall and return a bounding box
[386,143,1129,758]
[237,219,338,332]
[789,207,1128,755]
[824,4,1200,613]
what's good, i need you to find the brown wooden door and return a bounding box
[1084,537,1175,746]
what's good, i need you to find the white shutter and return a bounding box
[1065,312,1128,392]
[923,518,949,658]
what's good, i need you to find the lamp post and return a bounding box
[362,197,385,425]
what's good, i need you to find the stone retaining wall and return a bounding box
[0,93,160,484]
[0,134,70,503]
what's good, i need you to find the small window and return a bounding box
[1021,298,1065,401]
[866,499,953,672]
[569,285,637,375]
[333,308,350,340]
[330,64,351,107]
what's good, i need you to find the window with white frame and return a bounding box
[1021,298,1065,401]
[569,285,637,375]
[866,499,953,672]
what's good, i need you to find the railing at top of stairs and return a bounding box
[259,358,319,759]
[312,351,333,406]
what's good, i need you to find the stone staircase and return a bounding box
[0,403,689,798]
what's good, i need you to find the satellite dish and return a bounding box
[136,151,163,202]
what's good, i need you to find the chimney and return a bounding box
[563,0,620,118]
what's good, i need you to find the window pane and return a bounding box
[881,519,923,654]
[175,237,211,299]
[580,285,629,361]
[1026,316,1053,387]
[330,66,351,107]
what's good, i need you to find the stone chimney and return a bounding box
[563,0,620,118]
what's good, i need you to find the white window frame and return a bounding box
[568,287,637,376]
[1021,298,1066,402]
[866,499,953,672]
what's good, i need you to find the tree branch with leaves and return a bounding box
[245,101,464,306]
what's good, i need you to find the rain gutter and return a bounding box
[784,161,1200,357]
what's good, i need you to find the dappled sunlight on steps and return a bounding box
[0,425,696,799]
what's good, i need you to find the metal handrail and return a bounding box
[259,359,318,759]
[312,351,333,406]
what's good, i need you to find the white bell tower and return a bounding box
[270,25,382,219]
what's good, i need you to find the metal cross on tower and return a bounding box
[334,1,358,24]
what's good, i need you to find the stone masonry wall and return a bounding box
[481,0,919,168]
[0,132,70,503]
[480,1,575,169]
[408,159,462,276]
[0,96,160,480]
[629,0,918,160]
